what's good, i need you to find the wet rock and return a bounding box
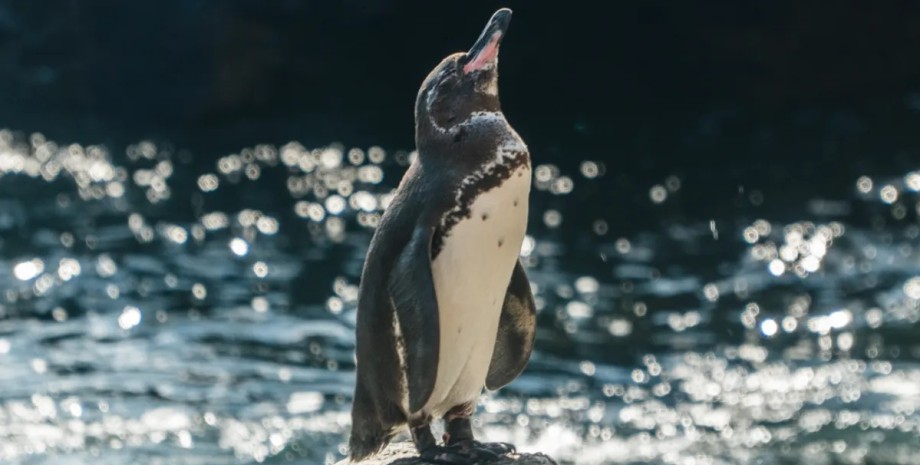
[339,442,557,465]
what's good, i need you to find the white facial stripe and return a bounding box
[483,79,498,96]
[425,86,437,111]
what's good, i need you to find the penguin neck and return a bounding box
[414,87,501,136]
[415,109,506,153]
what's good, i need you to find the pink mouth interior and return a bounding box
[463,31,502,73]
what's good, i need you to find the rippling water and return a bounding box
[0,128,918,465]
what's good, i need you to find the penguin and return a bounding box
[349,8,536,463]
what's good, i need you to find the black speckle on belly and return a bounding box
[481,213,489,221]
[432,148,529,258]
[498,238,504,248]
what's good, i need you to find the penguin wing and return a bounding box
[388,222,440,413]
[486,259,537,390]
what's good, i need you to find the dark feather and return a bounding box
[388,224,441,413]
[486,260,537,390]
[349,166,450,457]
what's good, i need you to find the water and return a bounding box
[0,129,918,465]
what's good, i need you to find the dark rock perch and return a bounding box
[338,442,558,465]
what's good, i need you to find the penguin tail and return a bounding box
[348,380,400,461]
[348,425,391,462]
[349,410,399,462]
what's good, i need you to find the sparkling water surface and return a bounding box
[0,129,918,465]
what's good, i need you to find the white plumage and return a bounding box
[421,157,531,418]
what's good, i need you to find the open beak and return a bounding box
[463,8,512,74]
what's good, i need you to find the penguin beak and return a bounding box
[463,8,512,74]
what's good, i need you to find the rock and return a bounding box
[337,442,558,465]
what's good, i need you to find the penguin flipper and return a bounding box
[486,260,537,390]
[388,223,440,413]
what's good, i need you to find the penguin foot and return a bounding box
[419,445,481,465]
[419,441,515,464]
[468,440,516,456]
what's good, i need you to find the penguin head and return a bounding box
[415,9,512,140]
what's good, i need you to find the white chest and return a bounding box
[422,162,531,416]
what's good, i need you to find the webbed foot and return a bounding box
[420,442,515,464]
[469,441,516,456]
[438,413,516,462]
[418,444,483,465]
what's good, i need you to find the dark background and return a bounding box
[1,0,918,216]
